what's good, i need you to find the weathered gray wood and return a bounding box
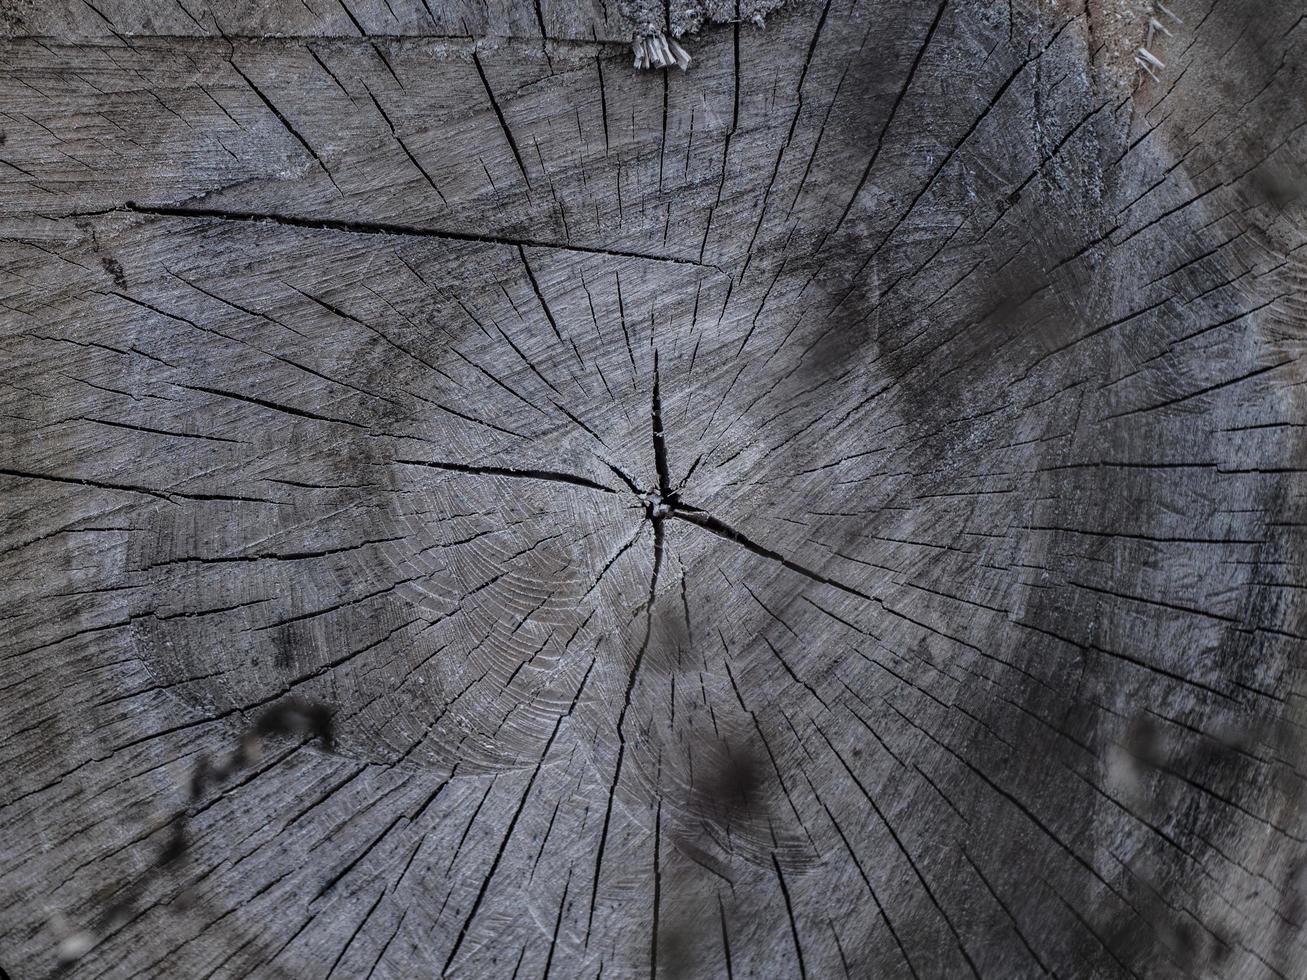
[0,0,628,43]
[2,1,1307,978]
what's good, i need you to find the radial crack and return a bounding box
[650,349,672,499]
[671,509,873,602]
[102,203,721,270]
[395,458,618,494]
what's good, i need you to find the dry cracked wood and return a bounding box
[2,1,1307,977]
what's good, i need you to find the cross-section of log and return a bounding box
[2,1,1306,978]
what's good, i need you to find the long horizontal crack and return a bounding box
[395,458,618,494]
[77,203,723,271]
[671,508,874,602]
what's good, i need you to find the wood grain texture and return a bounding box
[2,1,1306,977]
[0,0,628,43]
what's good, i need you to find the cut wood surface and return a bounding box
[2,1,1306,977]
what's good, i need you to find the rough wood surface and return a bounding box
[2,1,1307,977]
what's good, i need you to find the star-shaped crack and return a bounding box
[396,346,874,607]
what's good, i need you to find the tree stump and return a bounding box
[2,1,1306,977]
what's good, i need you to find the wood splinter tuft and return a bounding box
[1137,0,1183,82]
[622,0,788,71]
[633,32,692,71]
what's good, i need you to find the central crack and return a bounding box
[398,349,872,602]
[635,349,871,602]
[640,492,673,519]
[638,348,670,616]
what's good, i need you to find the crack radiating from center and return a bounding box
[650,350,673,501]
[641,350,681,522]
[396,457,618,494]
[670,508,872,602]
